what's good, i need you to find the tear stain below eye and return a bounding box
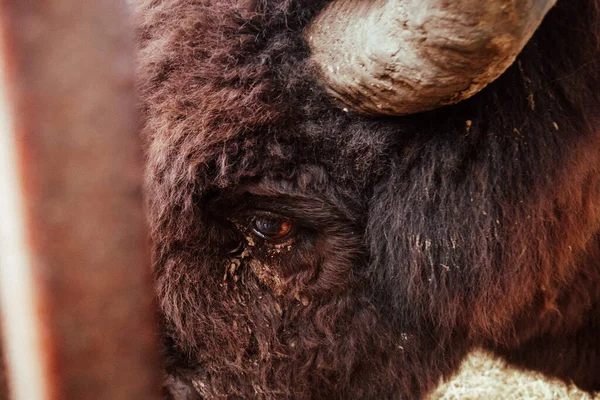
[223,245,251,283]
[248,258,286,297]
[221,240,286,296]
[222,230,293,296]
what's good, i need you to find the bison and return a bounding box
[135,0,600,398]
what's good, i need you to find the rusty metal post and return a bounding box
[0,1,161,399]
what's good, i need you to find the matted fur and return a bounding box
[135,0,600,398]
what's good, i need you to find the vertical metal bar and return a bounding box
[0,1,161,399]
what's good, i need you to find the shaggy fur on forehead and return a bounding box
[136,0,392,202]
[136,0,600,398]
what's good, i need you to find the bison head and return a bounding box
[136,0,600,398]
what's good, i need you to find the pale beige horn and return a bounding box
[306,0,556,115]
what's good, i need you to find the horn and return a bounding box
[306,0,556,115]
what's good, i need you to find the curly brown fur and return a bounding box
[135,0,600,398]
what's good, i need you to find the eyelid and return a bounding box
[245,209,287,219]
[232,208,290,223]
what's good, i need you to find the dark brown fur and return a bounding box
[135,0,600,398]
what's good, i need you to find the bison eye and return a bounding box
[251,215,294,241]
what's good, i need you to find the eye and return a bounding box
[251,215,295,241]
